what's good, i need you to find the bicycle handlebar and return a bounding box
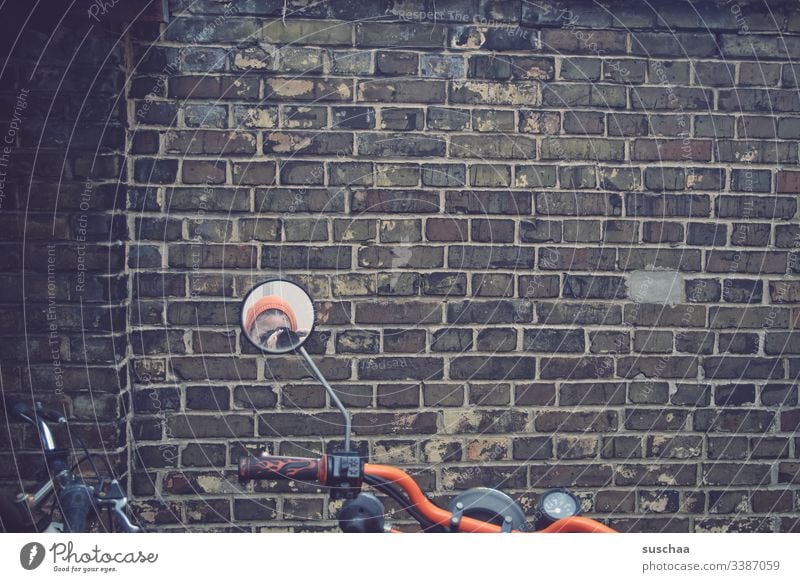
[8,401,62,452]
[239,455,325,482]
[239,455,616,533]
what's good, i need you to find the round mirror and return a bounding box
[241,279,315,354]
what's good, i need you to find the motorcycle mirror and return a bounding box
[241,279,315,354]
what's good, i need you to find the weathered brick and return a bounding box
[380,108,425,131]
[704,357,785,379]
[358,79,445,103]
[356,22,446,48]
[134,158,178,184]
[716,140,797,163]
[471,218,514,241]
[559,165,596,188]
[589,331,630,355]
[542,29,626,53]
[562,219,602,242]
[329,50,371,75]
[522,329,585,353]
[450,26,538,51]
[687,223,726,247]
[374,163,420,187]
[719,88,800,112]
[626,193,710,218]
[357,133,445,157]
[560,57,601,81]
[450,80,540,105]
[468,54,511,79]
[472,110,515,133]
[777,171,800,193]
[351,189,439,213]
[633,32,717,57]
[706,250,787,274]
[332,106,374,130]
[536,410,617,432]
[540,357,614,380]
[427,107,470,131]
[264,78,352,102]
[694,114,734,138]
[541,137,624,160]
[538,247,616,271]
[445,191,531,215]
[718,331,759,354]
[449,356,536,380]
[642,221,684,243]
[563,275,626,299]
[536,192,620,217]
[563,111,604,134]
[165,131,257,155]
[170,75,259,99]
[421,54,465,78]
[228,43,274,72]
[262,19,352,45]
[632,139,712,162]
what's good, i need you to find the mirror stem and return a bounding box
[298,347,351,452]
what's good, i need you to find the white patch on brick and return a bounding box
[626,270,683,305]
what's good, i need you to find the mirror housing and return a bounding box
[240,279,315,354]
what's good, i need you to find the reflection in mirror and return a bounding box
[241,279,315,354]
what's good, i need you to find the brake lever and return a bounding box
[110,499,141,533]
[96,480,141,533]
[35,403,67,424]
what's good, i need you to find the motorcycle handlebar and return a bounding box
[238,455,325,483]
[364,464,616,533]
[239,456,616,533]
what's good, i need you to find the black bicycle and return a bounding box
[0,400,140,533]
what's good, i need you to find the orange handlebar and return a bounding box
[537,515,617,533]
[364,464,616,534]
[365,463,503,532]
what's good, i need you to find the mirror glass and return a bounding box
[241,279,315,354]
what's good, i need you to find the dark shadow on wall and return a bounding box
[0,2,131,516]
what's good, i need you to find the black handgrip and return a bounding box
[238,455,323,482]
[59,483,93,533]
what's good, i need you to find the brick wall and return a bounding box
[123,0,800,532]
[3,0,800,533]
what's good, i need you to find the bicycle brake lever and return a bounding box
[110,499,141,533]
[96,480,141,533]
[36,404,67,424]
[99,479,127,499]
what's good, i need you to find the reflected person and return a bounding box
[245,296,308,351]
